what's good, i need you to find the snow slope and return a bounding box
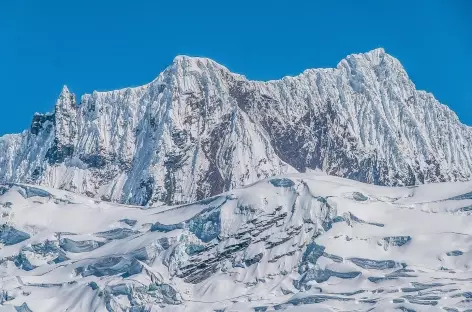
[2,173,472,311]
[1,48,472,206]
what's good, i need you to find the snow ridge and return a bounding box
[1,49,471,206]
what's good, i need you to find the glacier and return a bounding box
[1,48,472,206]
[2,173,472,311]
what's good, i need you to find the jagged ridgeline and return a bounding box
[1,48,472,206]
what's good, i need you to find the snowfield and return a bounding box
[2,173,472,311]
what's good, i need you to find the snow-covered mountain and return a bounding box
[1,48,472,206]
[2,173,472,311]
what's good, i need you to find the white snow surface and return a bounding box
[2,173,472,311]
[1,48,472,206]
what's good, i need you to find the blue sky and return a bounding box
[0,0,471,135]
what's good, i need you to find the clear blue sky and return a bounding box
[1,0,471,135]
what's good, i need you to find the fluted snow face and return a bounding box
[239,48,472,185]
[0,49,471,205]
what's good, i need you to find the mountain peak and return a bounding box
[365,47,386,57]
[173,55,215,68]
[170,55,234,76]
[334,48,410,88]
[1,49,471,207]
[352,47,386,60]
[56,85,75,108]
[173,54,207,63]
[60,85,71,96]
[337,47,404,68]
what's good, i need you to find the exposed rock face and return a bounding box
[1,48,471,205]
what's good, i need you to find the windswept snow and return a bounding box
[2,174,472,311]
